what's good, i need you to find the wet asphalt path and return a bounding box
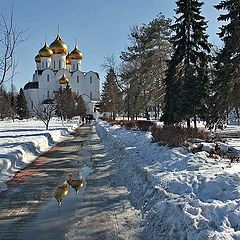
[0,125,92,240]
[0,124,142,240]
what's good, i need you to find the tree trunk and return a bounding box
[145,108,150,120]
[154,104,158,120]
[46,117,51,130]
[235,107,239,126]
[187,118,191,128]
[226,106,229,125]
[193,115,197,128]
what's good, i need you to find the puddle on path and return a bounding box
[23,165,93,240]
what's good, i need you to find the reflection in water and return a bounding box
[54,165,92,210]
[67,174,84,193]
[54,182,68,208]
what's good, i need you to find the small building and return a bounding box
[23,34,100,118]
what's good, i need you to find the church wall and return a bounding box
[84,72,100,100]
[24,89,40,116]
[51,54,66,70]
[38,69,56,100]
[40,57,51,70]
[71,71,85,95]
[71,59,81,71]
[36,63,41,70]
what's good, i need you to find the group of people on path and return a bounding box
[81,114,94,124]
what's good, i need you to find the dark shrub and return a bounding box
[105,119,155,131]
[151,125,208,147]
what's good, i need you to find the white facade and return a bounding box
[23,34,100,118]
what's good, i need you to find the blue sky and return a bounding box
[1,0,221,91]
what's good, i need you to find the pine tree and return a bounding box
[209,0,240,126]
[161,0,211,127]
[120,14,172,119]
[16,88,29,119]
[99,68,123,119]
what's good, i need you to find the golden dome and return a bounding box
[35,54,41,63]
[49,34,68,55]
[69,46,83,60]
[59,74,69,85]
[39,43,53,57]
[66,53,71,65]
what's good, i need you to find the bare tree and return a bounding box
[32,100,56,130]
[0,7,25,86]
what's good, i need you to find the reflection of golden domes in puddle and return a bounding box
[66,53,71,65]
[59,74,69,85]
[35,54,41,63]
[39,43,53,57]
[50,34,68,55]
[69,46,83,60]
[54,182,68,207]
[67,175,84,193]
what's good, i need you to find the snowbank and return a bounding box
[0,118,79,192]
[96,120,240,240]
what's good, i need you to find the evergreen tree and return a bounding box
[0,86,12,120]
[161,0,211,128]
[120,14,172,119]
[16,88,29,119]
[76,95,87,117]
[64,85,76,119]
[56,85,76,120]
[208,0,240,126]
[10,91,17,120]
[99,68,123,119]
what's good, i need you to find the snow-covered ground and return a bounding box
[1,117,240,239]
[0,118,79,192]
[96,120,240,240]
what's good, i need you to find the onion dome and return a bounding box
[49,34,68,55]
[66,53,71,65]
[69,46,83,60]
[59,74,69,85]
[35,54,41,63]
[39,43,53,57]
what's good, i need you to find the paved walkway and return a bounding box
[0,124,141,240]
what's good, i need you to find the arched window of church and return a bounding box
[47,74,49,82]
[77,76,79,83]
[59,61,61,69]
[53,61,56,69]
[90,76,92,84]
[47,91,50,98]
[90,91,92,99]
[42,62,44,69]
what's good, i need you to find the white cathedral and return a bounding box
[23,34,100,118]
